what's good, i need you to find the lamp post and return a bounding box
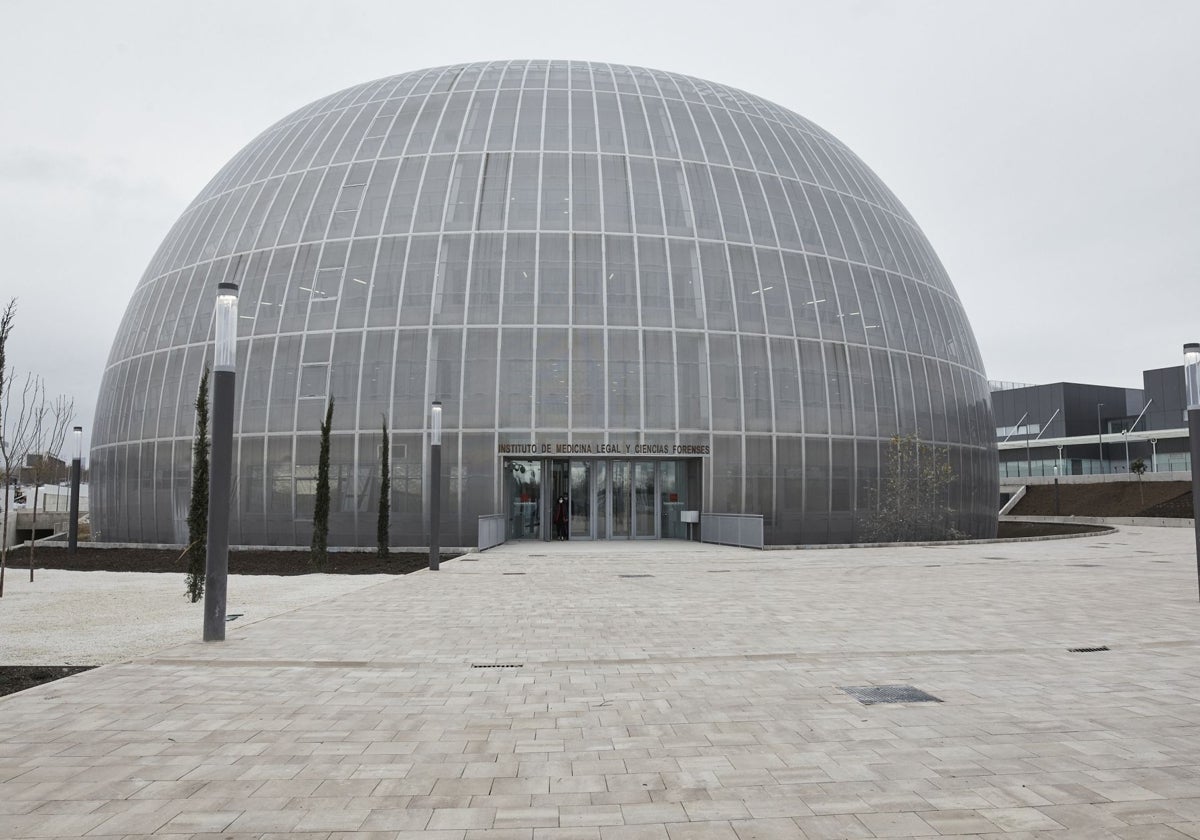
[1096,402,1105,474]
[203,281,238,642]
[429,400,442,572]
[68,426,82,552]
[1184,343,1200,602]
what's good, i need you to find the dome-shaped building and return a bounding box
[92,60,997,547]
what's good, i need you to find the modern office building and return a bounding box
[91,60,998,547]
[992,365,1192,478]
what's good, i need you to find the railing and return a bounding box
[477,514,506,551]
[999,485,1026,515]
[701,513,764,550]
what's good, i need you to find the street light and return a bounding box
[1096,402,1105,474]
[1184,342,1200,602]
[429,400,442,572]
[68,426,82,553]
[203,281,238,642]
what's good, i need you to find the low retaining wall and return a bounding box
[1001,514,1192,528]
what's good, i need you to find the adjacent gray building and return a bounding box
[92,60,998,547]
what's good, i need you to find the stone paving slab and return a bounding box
[2,527,1200,838]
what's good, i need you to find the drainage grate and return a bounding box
[529,554,546,557]
[1071,563,1101,568]
[619,574,654,578]
[503,572,525,575]
[707,570,731,573]
[472,663,523,668]
[1068,646,1110,653]
[840,685,942,705]
[460,558,479,562]
[226,613,243,622]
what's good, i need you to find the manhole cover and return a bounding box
[840,685,942,705]
[1068,645,1110,653]
[619,574,654,578]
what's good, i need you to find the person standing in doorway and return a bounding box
[554,495,568,540]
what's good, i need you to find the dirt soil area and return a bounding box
[0,666,95,699]
[11,546,457,576]
[1010,481,1192,518]
[995,520,1108,538]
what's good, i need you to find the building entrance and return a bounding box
[505,457,696,541]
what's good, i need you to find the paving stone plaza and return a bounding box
[3,526,1200,839]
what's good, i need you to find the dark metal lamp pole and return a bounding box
[429,400,442,572]
[68,426,82,552]
[1184,343,1200,603]
[204,281,238,641]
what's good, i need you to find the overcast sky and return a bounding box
[2,0,1197,451]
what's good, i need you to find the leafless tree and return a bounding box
[26,393,75,580]
[0,299,15,597]
[1,370,42,597]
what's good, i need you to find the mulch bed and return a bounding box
[995,520,1109,538]
[13,547,456,576]
[0,666,95,700]
[1011,481,1192,518]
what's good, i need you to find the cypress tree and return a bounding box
[311,397,334,569]
[377,415,390,558]
[185,366,210,602]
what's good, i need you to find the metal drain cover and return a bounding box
[503,572,525,575]
[841,685,942,705]
[619,574,654,578]
[1068,645,1110,653]
[472,663,523,668]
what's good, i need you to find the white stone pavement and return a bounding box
[2,527,1200,839]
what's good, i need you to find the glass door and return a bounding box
[550,460,570,540]
[634,461,657,538]
[610,461,631,538]
[595,460,607,538]
[506,460,541,540]
[570,460,591,538]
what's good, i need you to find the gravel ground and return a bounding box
[0,569,397,666]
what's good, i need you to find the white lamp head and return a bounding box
[214,282,239,372]
[1185,343,1200,410]
[431,400,442,446]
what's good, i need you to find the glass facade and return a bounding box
[92,60,997,547]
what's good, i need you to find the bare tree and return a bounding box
[1,371,42,597]
[26,393,75,580]
[0,300,12,597]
